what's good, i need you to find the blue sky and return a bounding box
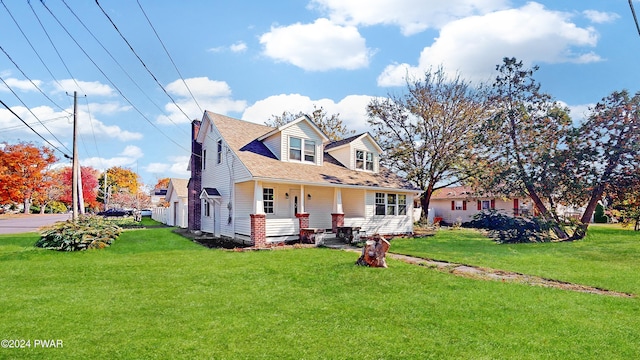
[1,0,639,187]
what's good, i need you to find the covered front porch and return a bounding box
[233,180,415,246]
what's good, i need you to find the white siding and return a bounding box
[346,190,414,235]
[351,137,380,172]
[330,146,351,168]
[342,189,365,217]
[430,198,531,224]
[262,133,281,160]
[234,182,254,237]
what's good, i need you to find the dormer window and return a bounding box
[356,150,374,171]
[289,137,315,163]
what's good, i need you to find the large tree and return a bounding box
[562,90,640,238]
[367,67,490,219]
[58,166,101,211]
[0,142,57,214]
[476,57,573,239]
[98,166,140,205]
[266,105,355,141]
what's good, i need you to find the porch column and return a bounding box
[296,213,310,241]
[250,214,266,247]
[332,188,344,233]
[299,184,306,214]
[250,181,266,247]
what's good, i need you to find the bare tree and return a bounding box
[367,67,490,220]
[266,105,354,141]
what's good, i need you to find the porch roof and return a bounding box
[205,111,420,192]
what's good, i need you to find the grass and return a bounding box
[0,226,639,359]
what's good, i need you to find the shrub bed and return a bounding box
[35,215,122,251]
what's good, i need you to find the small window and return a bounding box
[387,194,396,215]
[356,150,364,169]
[202,149,207,170]
[455,200,463,210]
[289,137,302,161]
[366,152,374,171]
[217,140,222,164]
[203,201,210,217]
[375,193,385,215]
[398,195,407,215]
[304,140,315,162]
[356,150,374,171]
[263,188,274,214]
[481,200,491,210]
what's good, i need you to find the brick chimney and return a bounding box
[187,119,202,231]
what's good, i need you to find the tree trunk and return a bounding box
[570,185,605,240]
[23,197,31,215]
[526,186,569,240]
[420,184,434,222]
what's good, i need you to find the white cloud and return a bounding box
[159,77,246,124]
[309,0,508,35]
[259,18,371,71]
[377,2,601,86]
[242,93,374,133]
[0,77,41,92]
[144,155,190,177]
[0,104,142,142]
[51,79,115,97]
[119,145,143,158]
[80,145,143,171]
[230,42,248,53]
[583,10,620,24]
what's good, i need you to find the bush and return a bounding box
[466,210,553,244]
[594,203,608,223]
[35,215,122,251]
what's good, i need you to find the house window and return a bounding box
[387,194,396,215]
[304,140,315,162]
[452,200,467,211]
[202,149,207,170]
[289,137,302,161]
[203,201,210,217]
[398,194,407,215]
[217,140,222,164]
[263,188,274,214]
[481,200,491,210]
[356,150,374,171]
[375,193,385,215]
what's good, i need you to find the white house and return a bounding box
[187,111,421,246]
[430,186,534,224]
[165,178,188,227]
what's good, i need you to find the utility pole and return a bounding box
[71,91,79,221]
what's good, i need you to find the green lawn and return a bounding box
[1,226,639,359]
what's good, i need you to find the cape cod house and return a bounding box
[187,111,421,246]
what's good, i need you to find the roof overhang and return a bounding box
[199,187,222,203]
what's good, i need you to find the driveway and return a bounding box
[0,214,71,234]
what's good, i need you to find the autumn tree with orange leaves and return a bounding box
[0,142,57,214]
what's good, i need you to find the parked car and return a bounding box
[140,209,152,217]
[97,209,128,217]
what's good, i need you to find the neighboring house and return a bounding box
[150,188,167,207]
[165,178,188,227]
[430,185,534,224]
[188,111,421,246]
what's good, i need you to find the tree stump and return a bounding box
[355,235,390,268]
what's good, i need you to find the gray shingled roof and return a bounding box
[205,111,420,191]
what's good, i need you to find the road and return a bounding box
[0,214,71,234]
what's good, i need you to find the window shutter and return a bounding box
[490,199,495,209]
[477,200,481,210]
[451,201,455,211]
[462,201,467,211]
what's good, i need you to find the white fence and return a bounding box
[152,204,188,228]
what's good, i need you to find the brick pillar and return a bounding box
[250,214,266,247]
[296,213,310,240]
[331,213,344,233]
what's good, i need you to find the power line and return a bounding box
[0,116,68,132]
[0,73,72,153]
[27,0,82,91]
[83,95,106,169]
[0,45,70,114]
[137,0,203,115]
[630,0,640,38]
[38,0,192,154]
[0,99,71,158]
[60,0,188,137]
[95,0,195,122]
[0,0,67,93]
